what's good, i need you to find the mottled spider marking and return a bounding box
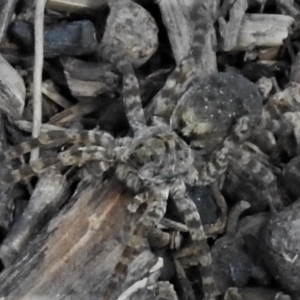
[0,157,62,184]
[0,130,114,163]
[103,186,169,300]
[170,179,216,298]
[149,1,213,122]
[0,146,112,184]
[189,2,213,62]
[117,60,146,130]
[224,144,283,212]
[195,147,229,185]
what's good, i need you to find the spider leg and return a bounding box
[196,146,229,186]
[103,185,169,300]
[205,183,228,237]
[117,60,146,131]
[232,115,254,142]
[115,164,144,193]
[149,56,195,121]
[0,146,112,184]
[230,147,283,212]
[190,1,214,62]
[170,180,216,300]
[0,130,114,163]
[259,109,294,136]
[127,192,148,213]
[148,1,214,122]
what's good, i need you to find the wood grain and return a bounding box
[0,179,159,300]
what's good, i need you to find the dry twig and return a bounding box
[31,0,47,162]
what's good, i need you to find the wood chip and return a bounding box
[236,14,295,50]
[0,168,69,267]
[0,54,25,119]
[0,179,158,299]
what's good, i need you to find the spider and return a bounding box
[0,2,222,300]
[0,66,217,300]
[0,1,281,300]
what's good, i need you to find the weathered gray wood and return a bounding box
[145,0,218,120]
[47,0,107,12]
[0,168,70,267]
[236,14,294,50]
[61,57,119,100]
[0,54,25,119]
[0,179,160,300]
[218,0,248,51]
[0,0,19,43]
[157,0,192,64]
[157,0,218,73]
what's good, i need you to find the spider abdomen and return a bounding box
[171,72,263,154]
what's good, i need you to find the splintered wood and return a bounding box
[0,179,159,299]
[0,54,25,119]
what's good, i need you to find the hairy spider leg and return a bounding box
[170,179,216,300]
[117,60,146,131]
[148,1,213,122]
[195,146,229,186]
[103,186,169,300]
[190,1,214,63]
[0,146,112,184]
[203,183,228,237]
[0,130,114,163]
[229,146,283,212]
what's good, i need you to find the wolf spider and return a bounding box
[0,1,283,300]
[0,3,221,300]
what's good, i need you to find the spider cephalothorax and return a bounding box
[119,125,195,185]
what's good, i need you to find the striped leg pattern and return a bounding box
[148,0,214,122]
[103,185,169,300]
[117,60,146,131]
[170,180,216,300]
[230,147,283,212]
[0,146,112,184]
[0,130,114,163]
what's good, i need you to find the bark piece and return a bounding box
[218,0,248,51]
[47,0,107,12]
[0,179,159,299]
[60,57,119,100]
[157,0,218,64]
[157,0,193,64]
[236,14,294,50]
[0,54,25,119]
[224,287,291,300]
[0,0,19,43]
[0,168,69,267]
[48,101,102,126]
